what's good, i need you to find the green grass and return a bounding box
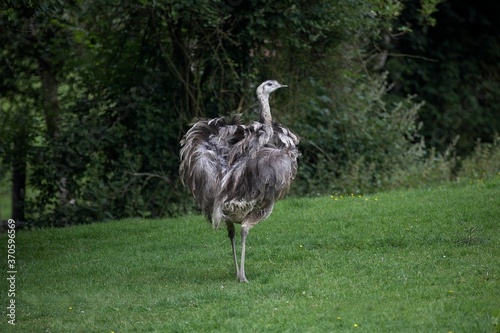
[1,177,499,332]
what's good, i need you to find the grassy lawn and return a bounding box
[1,177,499,332]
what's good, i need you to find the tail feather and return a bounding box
[180,115,299,228]
[179,116,245,226]
[211,199,224,229]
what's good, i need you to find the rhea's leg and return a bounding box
[238,225,250,283]
[237,204,274,283]
[227,222,240,280]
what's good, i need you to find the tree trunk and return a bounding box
[39,59,60,141]
[11,139,27,222]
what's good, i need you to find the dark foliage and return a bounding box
[1,0,498,225]
[385,0,500,154]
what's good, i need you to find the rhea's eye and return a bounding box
[267,82,273,86]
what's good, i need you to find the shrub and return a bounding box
[458,136,500,180]
[293,73,433,195]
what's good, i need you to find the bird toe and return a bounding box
[238,275,249,283]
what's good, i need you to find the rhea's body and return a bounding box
[179,80,299,282]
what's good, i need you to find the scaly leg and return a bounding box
[237,205,274,283]
[238,225,249,283]
[227,222,240,280]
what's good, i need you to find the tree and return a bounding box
[1,3,57,221]
[384,0,500,154]
[1,0,453,225]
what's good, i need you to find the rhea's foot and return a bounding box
[237,274,249,283]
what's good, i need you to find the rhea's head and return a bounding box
[256,80,288,98]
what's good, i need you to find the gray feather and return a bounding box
[179,82,299,229]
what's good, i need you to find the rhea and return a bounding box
[179,80,299,282]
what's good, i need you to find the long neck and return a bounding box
[258,92,272,125]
